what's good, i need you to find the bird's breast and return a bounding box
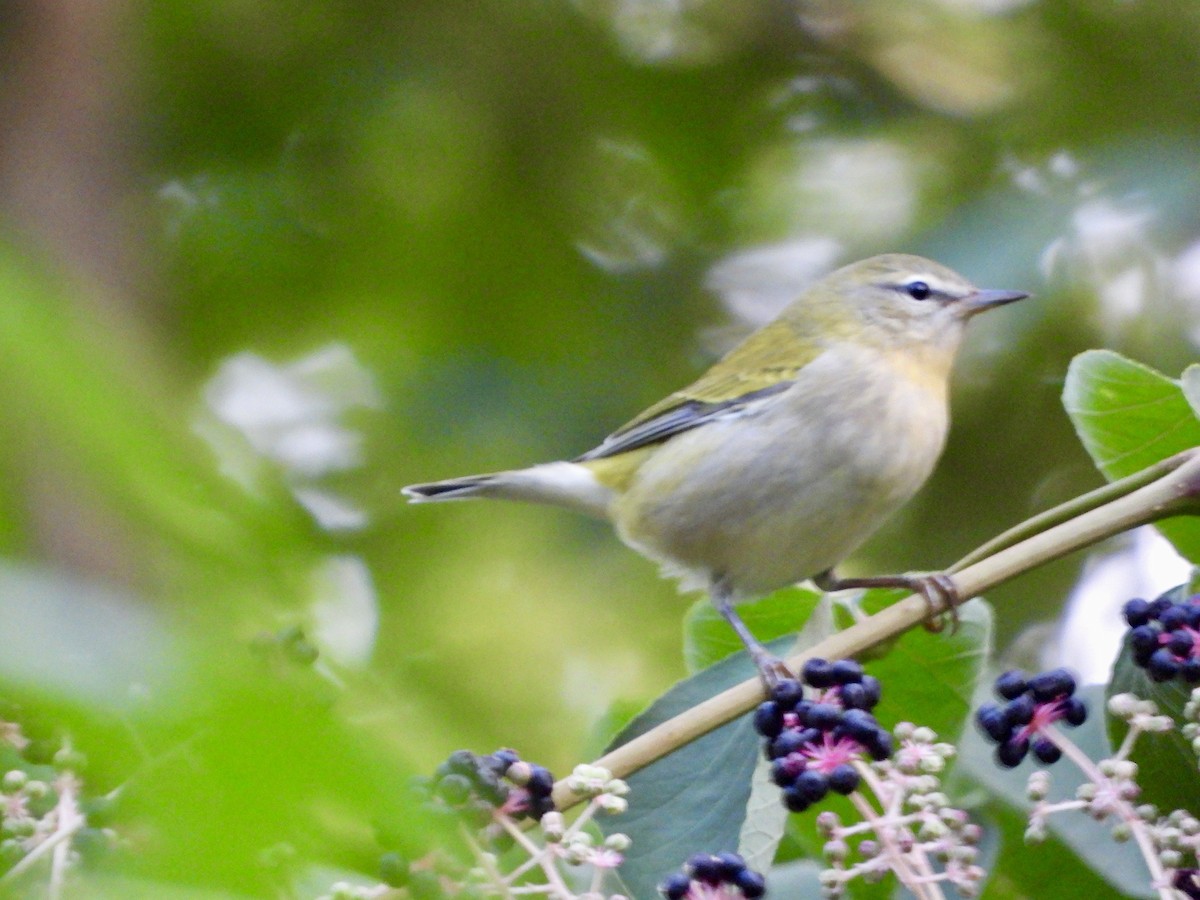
[610,343,951,596]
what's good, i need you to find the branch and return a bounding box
[551,449,1200,811]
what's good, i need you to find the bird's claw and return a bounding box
[911,573,961,634]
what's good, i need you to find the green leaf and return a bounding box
[682,587,823,674]
[601,642,781,900]
[738,600,835,873]
[1181,364,1200,421]
[1062,349,1200,561]
[1107,583,1200,818]
[959,684,1155,897]
[980,801,1133,900]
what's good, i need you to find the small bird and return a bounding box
[404,254,1027,683]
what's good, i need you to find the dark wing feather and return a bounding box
[575,381,792,461]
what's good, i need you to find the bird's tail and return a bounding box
[402,474,498,502]
[402,461,612,518]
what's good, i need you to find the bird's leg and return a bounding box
[711,580,793,690]
[814,569,961,633]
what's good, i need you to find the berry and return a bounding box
[771,758,799,789]
[1184,659,1200,684]
[1032,738,1061,765]
[793,770,829,803]
[863,729,893,761]
[659,872,691,900]
[753,701,785,738]
[839,682,869,710]
[1061,697,1088,727]
[806,704,841,731]
[735,868,767,899]
[526,766,554,797]
[828,659,863,685]
[1148,648,1182,682]
[1004,695,1036,728]
[802,658,835,688]
[714,851,746,880]
[1028,668,1075,702]
[976,704,1011,742]
[1159,605,1189,630]
[1166,631,1193,656]
[1123,598,1152,627]
[437,774,473,804]
[782,785,812,812]
[858,675,882,708]
[995,736,1029,769]
[492,748,520,770]
[770,679,805,708]
[827,764,860,795]
[1129,625,1159,654]
[994,670,1028,700]
[770,730,806,759]
[689,854,722,883]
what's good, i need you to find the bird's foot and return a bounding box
[751,650,795,693]
[814,569,962,633]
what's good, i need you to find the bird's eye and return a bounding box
[905,281,932,301]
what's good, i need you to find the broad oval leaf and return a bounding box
[1062,349,1200,561]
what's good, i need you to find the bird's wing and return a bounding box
[576,324,820,461]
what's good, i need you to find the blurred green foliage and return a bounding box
[2,0,1200,894]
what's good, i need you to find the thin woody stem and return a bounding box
[551,450,1200,812]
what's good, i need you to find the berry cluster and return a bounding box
[428,748,555,823]
[659,852,766,899]
[1124,592,1200,683]
[752,658,891,813]
[975,669,1087,768]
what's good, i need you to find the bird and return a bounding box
[404,254,1027,684]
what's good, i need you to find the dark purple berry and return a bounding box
[735,868,767,899]
[827,764,860,794]
[660,872,691,900]
[753,701,785,739]
[994,670,1028,700]
[771,758,799,788]
[838,709,879,742]
[864,729,893,761]
[793,769,829,803]
[1061,697,1087,727]
[976,704,1011,743]
[1129,625,1159,654]
[1004,695,1036,728]
[492,748,520,770]
[1032,738,1061,764]
[715,851,746,880]
[839,683,869,710]
[526,766,554,797]
[1150,595,1174,616]
[1123,598,1152,627]
[1185,606,1200,629]
[1159,605,1189,631]
[858,675,882,708]
[1183,659,1200,684]
[995,736,1029,769]
[802,658,835,688]
[828,659,863,685]
[770,679,805,707]
[1148,648,1182,682]
[1028,668,1075,702]
[806,703,841,730]
[440,750,478,777]
[689,854,722,883]
[782,786,811,812]
[1166,631,1193,657]
[770,730,806,759]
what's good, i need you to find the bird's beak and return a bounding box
[961,288,1029,317]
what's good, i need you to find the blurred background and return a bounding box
[1,0,1200,894]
